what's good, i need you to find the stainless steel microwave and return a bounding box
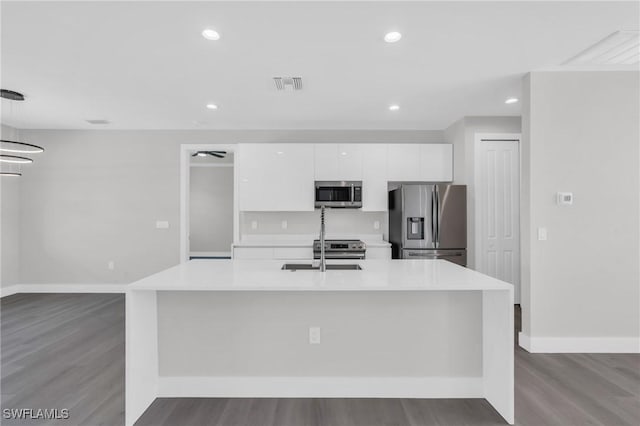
[315,181,362,208]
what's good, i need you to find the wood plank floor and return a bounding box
[1,294,638,425]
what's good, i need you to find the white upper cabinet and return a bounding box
[337,144,363,180]
[387,143,453,182]
[387,144,421,181]
[314,144,363,181]
[238,142,452,212]
[314,144,339,180]
[238,144,314,211]
[418,144,453,182]
[362,144,388,211]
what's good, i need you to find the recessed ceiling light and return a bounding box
[384,32,402,43]
[202,29,220,41]
[341,152,347,156]
[389,104,400,111]
[277,151,284,155]
[505,98,519,104]
[206,103,218,110]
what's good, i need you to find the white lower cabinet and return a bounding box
[232,247,275,259]
[233,246,390,260]
[365,247,392,259]
[273,247,314,260]
[233,246,313,260]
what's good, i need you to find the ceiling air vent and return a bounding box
[86,119,111,125]
[564,30,639,66]
[273,77,303,91]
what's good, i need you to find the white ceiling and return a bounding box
[1,1,638,130]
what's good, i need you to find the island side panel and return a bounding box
[125,290,159,426]
[482,288,514,424]
[155,291,484,397]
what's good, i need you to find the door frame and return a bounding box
[180,143,238,263]
[474,133,522,301]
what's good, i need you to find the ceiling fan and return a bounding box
[192,150,226,159]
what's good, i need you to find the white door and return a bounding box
[477,137,520,303]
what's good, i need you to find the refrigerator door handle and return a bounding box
[430,187,436,247]
[434,186,440,248]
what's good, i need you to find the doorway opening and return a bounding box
[180,144,238,263]
[474,133,521,303]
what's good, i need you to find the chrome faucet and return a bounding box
[319,205,326,272]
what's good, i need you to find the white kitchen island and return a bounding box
[126,259,514,425]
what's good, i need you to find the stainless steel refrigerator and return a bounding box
[388,184,467,266]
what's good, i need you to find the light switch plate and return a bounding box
[309,327,321,344]
[373,220,380,230]
[537,227,548,241]
[557,192,573,205]
[251,220,258,230]
[281,220,288,230]
[156,221,169,229]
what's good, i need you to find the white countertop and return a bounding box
[233,234,391,248]
[129,259,513,292]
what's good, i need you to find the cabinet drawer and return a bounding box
[233,247,274,259]
[273,247,313,260]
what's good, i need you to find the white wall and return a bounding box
[0,125,22,287]
[189,166,234,254]
[521,71,639,350]
[13,129,444,284]
[0,124,22,287]
[444,116,522,269]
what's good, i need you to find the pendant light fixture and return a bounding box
[0,89,44,176]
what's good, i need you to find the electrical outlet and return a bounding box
[108,261,115,270]
[251,220,258,230]
[281,220,288,230]
[309,327,321,344]
[373,220,380,230]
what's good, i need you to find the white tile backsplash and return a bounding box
[240,210,387,238]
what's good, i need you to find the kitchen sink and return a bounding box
[281,263,362,271]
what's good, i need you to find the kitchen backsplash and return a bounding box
[240,210,387,237]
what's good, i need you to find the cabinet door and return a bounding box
[365,247,392,259]
[314,144,339,180]
[362,144,388,211]
[387,144,421,181]
[238,144,277,211]
[337,144,363,180]
[279,144,315,211]
[238,144,314,211]
[419,144,453,182]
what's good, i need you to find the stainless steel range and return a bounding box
[313,239,366,260]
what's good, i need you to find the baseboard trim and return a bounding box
[518,332,532,352]
[1,283,127,298]
[0,285,20,298]
[519,332,640,353]
[157,376,483,399]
